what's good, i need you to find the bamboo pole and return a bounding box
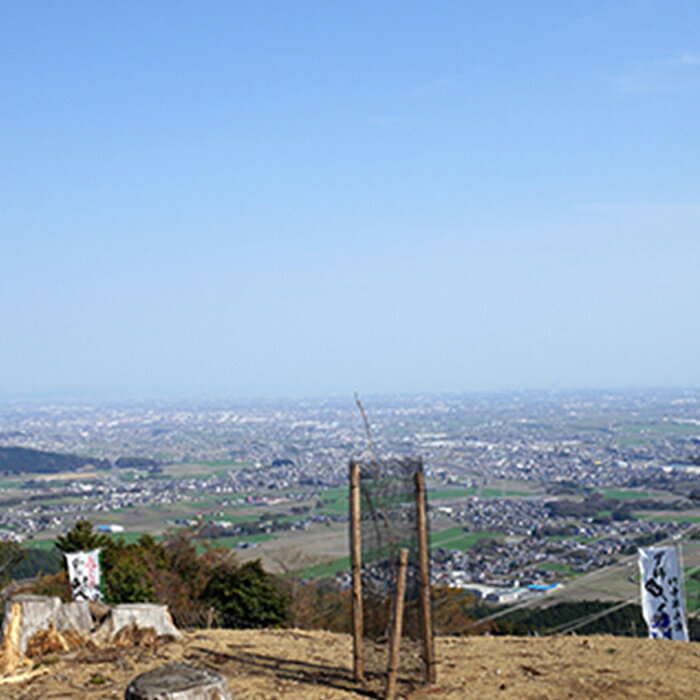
[415,470,436,683]
[385,547,409,700]
[350,460,364,682]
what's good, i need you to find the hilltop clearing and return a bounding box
[2,629,699,699]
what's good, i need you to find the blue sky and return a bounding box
[1,1,699,399]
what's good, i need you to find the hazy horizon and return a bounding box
[2,385,700,407]
[3,2,700,399]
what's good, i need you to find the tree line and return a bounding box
[5,521,700,640]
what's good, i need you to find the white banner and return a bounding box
[65,549,102,602]
[638,546,688,641]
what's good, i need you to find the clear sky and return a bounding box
[1,1,699,400]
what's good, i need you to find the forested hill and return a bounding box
[0,446,110,474]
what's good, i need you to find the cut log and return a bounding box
[58,601,93,634]
[95,604,182,645]
[1,595,63,655]
[124,662,231,700]
[0,595,93,670]
[0,600,30,674]
[0,597,184,675]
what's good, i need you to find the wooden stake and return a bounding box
[415,470,436,683]
[385,547,409,700]
[350,460,364,682]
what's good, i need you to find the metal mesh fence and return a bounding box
[357,457,430,695]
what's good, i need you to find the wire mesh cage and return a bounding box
[351,456,434,696]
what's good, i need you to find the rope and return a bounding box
[546,528,700,636]
[457,521,700,635]
[553,595,640,636]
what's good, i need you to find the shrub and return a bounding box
[200,559,289,629]
[46,520,290,630]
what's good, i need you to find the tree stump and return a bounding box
[0,600,30,674]
[1,595,63,655]
[95,604,182,645]
[58,601,93,634]
[124,662,231,700]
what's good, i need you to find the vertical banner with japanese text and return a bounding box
[638,546,688,641]
[65,549,103,602]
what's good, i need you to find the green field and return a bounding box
[641,515,700,524]
[536,561,586,578]
[23,530,149,552]
[307,482,538,515]
[30,496,85,507]
[313,485,484,516]
[428,488,477,500]
[0,480,22,489]
[105,531,148,545]
[24,529,278,557]
[313,484,494,517]
[189,459,252,467]
[538,562,568,572]
[185,497,225,509]
[163,460,253,478]
[300,555,350,580]
[683,576,700,613]
[614,422,700,448]
[201,514,260,524]
[430,527,502,550]
[314,487,348,515]
[594,489,664,500]
[481,488,529,498]
[214,532,275,546]
[196,532,276,553]
[22,538,57,552]
[297,527,503,580]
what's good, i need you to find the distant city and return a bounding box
[2,390,700,607]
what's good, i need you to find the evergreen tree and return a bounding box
[55,520,110,553]
[201,559,289,628]
[0,541,24,588]
[104,552,156,604]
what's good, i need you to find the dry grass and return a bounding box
[2,629,700,699]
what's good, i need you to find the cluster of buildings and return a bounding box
[3,393,700,494]
[2,391,700,596]
[431,516,688,588]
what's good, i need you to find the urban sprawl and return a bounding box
[2,391,700,605]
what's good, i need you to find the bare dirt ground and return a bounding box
[2,629,700,699]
